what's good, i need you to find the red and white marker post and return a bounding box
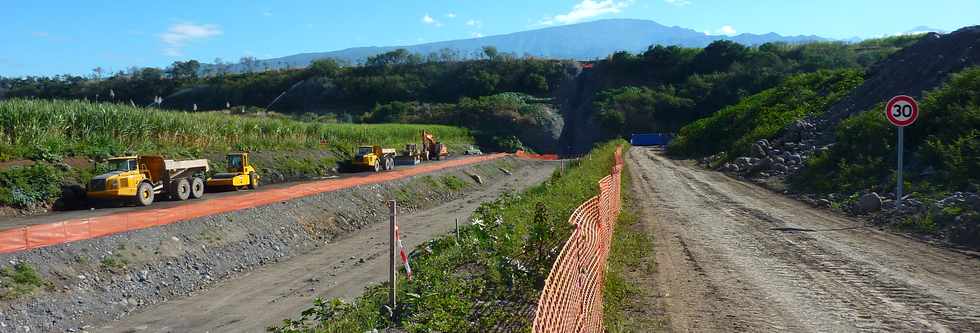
[885,95,920,207]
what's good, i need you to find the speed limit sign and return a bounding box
[885,95,919,127]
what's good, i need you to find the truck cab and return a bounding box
[207,152,259,189]
[87,156,144,199]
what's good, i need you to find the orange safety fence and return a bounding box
[532,146,623,333]
[514,150,560,160]
[0,153,506,254]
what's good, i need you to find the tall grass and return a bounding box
[0,99,472,160]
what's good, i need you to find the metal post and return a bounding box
[896,127,904,208]
[388,200,397,310]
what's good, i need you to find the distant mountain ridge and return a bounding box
[213,19,829,73]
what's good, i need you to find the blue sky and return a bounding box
[2,0,977,77]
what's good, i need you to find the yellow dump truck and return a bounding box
[352,145,396,172]
[207,152,260,190]
[87,155,210,206]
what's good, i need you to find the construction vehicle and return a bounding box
[422,130,448,161]
[207,152,260,190]
[352,145,396,172]
[463,145,483,155]
[395,143,424,165]
[87,155,209,206]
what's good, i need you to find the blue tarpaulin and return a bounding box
[630,133,672,146]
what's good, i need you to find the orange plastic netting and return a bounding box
[532,146,623,333]
[0,154,507,254]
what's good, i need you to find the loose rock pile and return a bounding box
[715,119,827,178]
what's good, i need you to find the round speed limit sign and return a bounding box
[885,95,919,127]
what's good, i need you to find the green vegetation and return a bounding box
[0,263,49,300]
[792,67,980,195]
[602,167,663,332]
[593,36,921,139]
[363,92,559,151]
[439,175,469,191]
[668,69,864,157]
[271,141,626,332]
[0,99,472,161]
[0,163,64,208]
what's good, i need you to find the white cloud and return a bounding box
[705,25,737,36]
[159,22,222,56]
[446,12,457,18]
[471,32,484,38]
[31,31,50,38]
[539,0,632,25]
[664,0,692,6]
[262,11,273,17]
[421,13,443,27]
[466,19,482,27]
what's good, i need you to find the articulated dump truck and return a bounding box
[87,155,209,206]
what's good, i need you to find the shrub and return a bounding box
[0,164,63,208]
[669,69,863,158]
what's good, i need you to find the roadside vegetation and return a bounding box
[0,99,473,211]
[0,263,49,300]
[667,69,864,158]
[791,67,980,245]
[271,140,625,332]
[602,166,664,331]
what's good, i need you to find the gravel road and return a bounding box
[628,147,980,332]
[97,161,556,332]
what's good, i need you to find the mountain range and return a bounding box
[214,19,831,72]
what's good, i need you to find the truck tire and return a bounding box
[384,157,393,171]
[136,182,154,206]
[174,178,191,201]
[190,177,205,199]
[373,161,381,172]
[248,172,259,190]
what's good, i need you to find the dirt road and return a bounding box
[97,161,556,332]
[629,147,980,332]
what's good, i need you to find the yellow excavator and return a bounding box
[207,152,260,190]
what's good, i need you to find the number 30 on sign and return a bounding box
[885,95,919,127]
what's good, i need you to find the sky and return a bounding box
[2,0,977,77]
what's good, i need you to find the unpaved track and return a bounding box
[99,163,556,332]
[629,147,980,332]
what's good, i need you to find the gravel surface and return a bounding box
[629,147,980,332]
[0,157,546,333]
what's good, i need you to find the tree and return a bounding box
[92,67,104,80]
[306,59,341,78]
[167,60,200,80]
[693,40,749,74]
[240,56,258,73]
[482,46,499,61]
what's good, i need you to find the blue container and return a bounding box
[630,133,671,146]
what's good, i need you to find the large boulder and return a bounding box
[856,192,883,213]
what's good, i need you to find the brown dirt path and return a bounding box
[628,147,980,332]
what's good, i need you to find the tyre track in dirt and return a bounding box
[629,147,980,332]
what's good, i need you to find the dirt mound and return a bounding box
[819,26,980,128]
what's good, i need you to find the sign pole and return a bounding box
[885,95,918,209]
[388,200,397,311]
[897,127,904,208]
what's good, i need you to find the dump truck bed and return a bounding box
[164,159,210,172]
